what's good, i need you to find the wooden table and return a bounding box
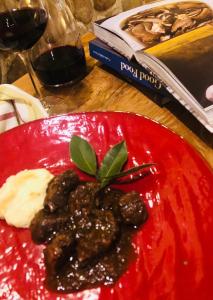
[14,33,213,168]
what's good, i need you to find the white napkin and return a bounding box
[0,84,48,133]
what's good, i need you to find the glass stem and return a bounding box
[18,51,42,99]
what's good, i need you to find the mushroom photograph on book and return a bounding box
[93,0,213,133]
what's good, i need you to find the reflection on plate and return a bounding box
[0,112,212,300]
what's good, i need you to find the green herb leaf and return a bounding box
[70,135,97,176]
[102,163,156,180]
[98,140,128,187]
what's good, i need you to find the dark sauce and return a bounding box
[0,8,47,51]
[32,45,87,86]
[30,170,148,293]
[47,229,135,292]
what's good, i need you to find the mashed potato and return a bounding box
[0,169,54,228]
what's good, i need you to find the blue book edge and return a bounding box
[89,38,172,106]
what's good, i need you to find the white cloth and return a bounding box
[0,84,48,133]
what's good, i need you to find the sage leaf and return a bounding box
[70,135,97,176]
[98,140,128,187]
[102,163,156,180]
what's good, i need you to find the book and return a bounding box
[93,0,213,133]
[89,38,172,106]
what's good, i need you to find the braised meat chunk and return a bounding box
[98,187,124,216]
[44,169,79,213]
[76,210,119,264]
[30,169,149,293]
[68,182,100,235]
[30,210,70,244]
[118,191,148,226]
[44,232,75,275]
[68,182,100,219]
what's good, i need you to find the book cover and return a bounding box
[93,0,213,133]
[89,38,171,105]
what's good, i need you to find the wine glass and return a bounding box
[0,0,48,96]
[29,0,87,88]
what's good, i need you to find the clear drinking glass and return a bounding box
[30,0,87,88]
[0,0,48,94]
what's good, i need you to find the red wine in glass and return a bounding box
[32,45,87,86]
[0,7,47,51]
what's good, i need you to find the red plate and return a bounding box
[0,112,212,300]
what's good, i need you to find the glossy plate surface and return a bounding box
[0,112,212,300]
